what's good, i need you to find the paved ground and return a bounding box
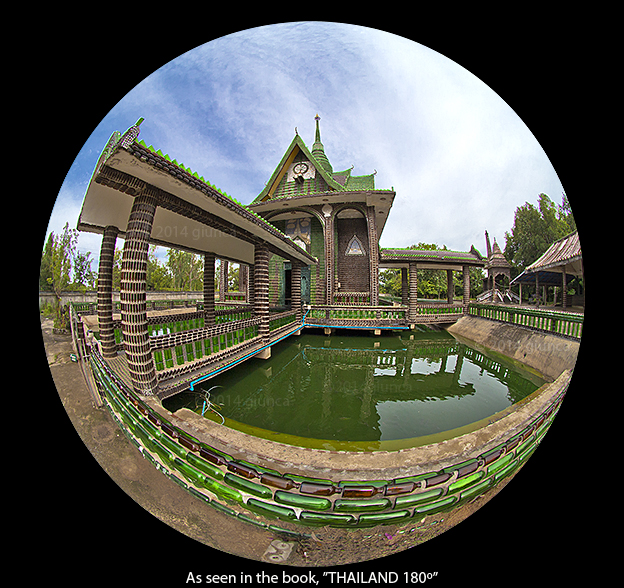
[39,313,579,582]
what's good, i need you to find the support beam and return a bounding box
[401,268,409,306]
[535,273,540,308]
[324,214,334,305]
[120,193,159,396]
[254,244,270,339]
[408,261,418,322]
[291,261,302,321]
[97,225,118,358]
[203,252,216,326]
[447,269,454,305]
[462,265,470,311]
[219,259,228,302]
[366,206,379,306]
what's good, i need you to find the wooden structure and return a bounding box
[511,231,583,308]
[477,231,517,304]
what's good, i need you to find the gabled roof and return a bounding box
[78,119,317,267]
[525,231,582,274]
[253,116,378,203]
[380,246,485,269]
[254,132,344,202]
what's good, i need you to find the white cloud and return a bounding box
[49,23,565,265]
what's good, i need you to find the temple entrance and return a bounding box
[285,264,311,307]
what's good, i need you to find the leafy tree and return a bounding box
[379,268,402,298]
[72,250,97,291]
[43,222,77,327]
[40,233,54,290]
[504,192,575,271]
[166,249,203,291]
[228,263,240,292]
[147,246,172,290]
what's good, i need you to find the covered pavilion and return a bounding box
[510,231,583,309]
[78,119,316,397]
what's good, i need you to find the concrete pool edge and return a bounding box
[148,370,570,481]
[88,315,573,533]
[446,315,580,381]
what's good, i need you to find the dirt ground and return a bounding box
[38,313,580,582]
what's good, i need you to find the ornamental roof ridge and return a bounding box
[112,121,315,261]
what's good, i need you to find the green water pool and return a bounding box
[163,330,545,449]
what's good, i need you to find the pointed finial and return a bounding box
[315,113,320,121]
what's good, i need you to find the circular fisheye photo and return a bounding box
[40,23,582,575]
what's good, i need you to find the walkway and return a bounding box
[77,119,315,397]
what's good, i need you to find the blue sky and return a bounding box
[47,22,566,265]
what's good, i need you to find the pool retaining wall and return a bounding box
[90,349,570,531]
[447,315,579,380]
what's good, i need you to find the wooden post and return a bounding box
[291,261,302,321]
[401,268,409,306]
[408,261,418,323]
[446,269,454,305]
[462,265,470,311]
[324,214,334,305]
[219,259,228,302]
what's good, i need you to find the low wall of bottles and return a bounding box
[468,303,583,340]
[89,351,568,533]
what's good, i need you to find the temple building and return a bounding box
[249,115,483,308]
[76,116,485,397]
[479,230,516,304]
[248,115,392,307]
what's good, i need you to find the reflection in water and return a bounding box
[164,331,544,443]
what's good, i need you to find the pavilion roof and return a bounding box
[525,231,582,275]
[380,246,484,269]
[77,119,317,266]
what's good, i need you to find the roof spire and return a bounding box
[311,114,333,173]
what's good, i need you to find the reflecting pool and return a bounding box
[164,330,545,449]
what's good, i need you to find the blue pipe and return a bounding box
[189,306,311,391]
[303,323,409,330]
[188,306,407,391]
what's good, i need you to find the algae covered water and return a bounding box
[164,330,544,448]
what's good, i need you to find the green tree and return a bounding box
[43,222,77,327]
[147,246,172,290]
[379,268,401,298]
[228,263,240,292]
[72,250,97,291]
[166,249,203,291]
[40,233,54,290]
[504,193,575,271]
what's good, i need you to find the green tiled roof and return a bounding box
[103,120,316,263]
[380,246,484,265]
[253,116,380,203]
